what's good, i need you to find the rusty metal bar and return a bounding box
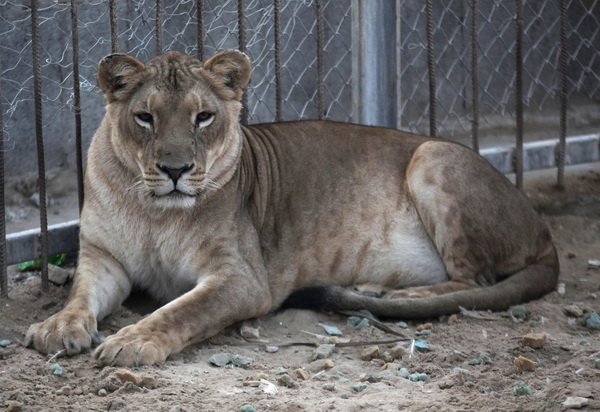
[557,0,568,189]
[31,0,49,292]
[71,0,84,213]
[109,0,118,53]
[197,0,205,61]
[274,0,282,121]
[156,0,164,56]
[470,0,479,153]
[425,0,436,137]
[514,0,524,190]
[316,0,325,119]
[238,0,248,124]
[0,70,7,298]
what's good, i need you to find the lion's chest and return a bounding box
[109,220,202,302]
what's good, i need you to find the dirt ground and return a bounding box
[1,164,599,412]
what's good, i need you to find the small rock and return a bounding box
[396,321,408,329]
[115,369,158,389]
[352,382,368,392]
[240,325,260,340]
[240,405,257,412]
[360,345,380,361]
[514,356,536,372]
[382,363,401,372]
[272,367,288,375]
[415,329,431,336]
[389,344,408,359]
[408,373,428,382]
[566,251,577,259]
[513,382,532,397]
[98,388,108,397]
[479,353,493,365]
[56,385,73,395]
[564,304,584,318]
[359,309,376,319]
[108,399,127,411]
[209,353,232,367]
[256,373,269,380]
[416,323,433,331]
[340,394,349,399]
[556,282,566,295]
[277,373,295,388]
[50,363,63,376]
[0,339,11,347]
[414,340,430,352]
[231,355,254,368]
[324,359,334,369]
[313,344,335,360]
[447,314,458,325]
[522,332,547,349]
[6,401,23,412]
[347,316,362,326]
[584,312,600,329]
[265,345,279,353]
[594,359,600,369]
[48,264,73,286]
[510,305,529,323]
[355,318,370,329]
[468,358,481,366]
[319,323,343,336]
[579,339,589,346]
[397,368,410,378]
[452,367,471,374]
[562,396,589,409]
[588,259,600,268]
[323,382,335,391]
[294,368,309,380]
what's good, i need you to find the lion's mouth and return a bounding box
[150,189,196,199]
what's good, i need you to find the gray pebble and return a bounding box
[0,339,11,347]
[97,388,108,397]
[397,368,410,378]
[479,353,493,365]
[230,355,254,368]
[323,382,336,391]
[513,382,532,397]
[585,312,600,329]
[313,344,335,360]
[594,359,600,369]
[209,353,232,367]
[452,367,471,374]
[49,363,63,376]
[468,359,481,366]
[408,373,428,382]
[396,321,409,329]
[240,405,257,412]
[108,399,126,411]
[510,305,529,323]
[277,373,295,388]
[355,318,370,329]
[352,382,368,392]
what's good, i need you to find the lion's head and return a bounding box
[96,50,251,208]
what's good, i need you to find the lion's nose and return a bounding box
[157,163,194,184]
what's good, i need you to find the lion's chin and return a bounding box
[151,192,197,209]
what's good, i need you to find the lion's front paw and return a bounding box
[93,324,171,367]
[25,309,101,356]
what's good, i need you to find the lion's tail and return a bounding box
[282,246,559,319]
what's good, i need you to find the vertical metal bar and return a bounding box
[109,0,119,53]
[557,0,568,189]
[31,0,49,292]
[274,0,282,121]
[426,0,436,137]
[315,0,325,119]
[71,0,84,213]
[156,0,164,56]
[395,0,402,130]
[0,70,7,298]
[197,0,205,61]
[238,0,248,124]
[470,0,479,153]
[515,0,524,190]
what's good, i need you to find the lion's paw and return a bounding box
[25,309,101,356]
[93,324,171,367]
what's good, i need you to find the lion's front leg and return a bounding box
[25,248,132,356]
[93,271,272,367]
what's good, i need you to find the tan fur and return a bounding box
[26,50,559,366]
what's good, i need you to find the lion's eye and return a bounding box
[135,112,154,128]
[195,112,214,128]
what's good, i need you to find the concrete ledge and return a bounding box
[481,133,600,174]
[6,220,79,266]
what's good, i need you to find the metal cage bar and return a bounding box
[156,0,164,56]
[515,0,525,190]
[0,69,7,298]
[425,0,437,137]
[557,0,568,188]
[238,0,248,124]
[109,0,119,53]
[197,0,205,61]
[71,0,84,213]
[31,0,50,292]
[274,0,282,122]
[316,0,325,120]
[470,0,479,153]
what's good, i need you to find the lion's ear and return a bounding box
[97,54,146,102]
[202,50,252,101]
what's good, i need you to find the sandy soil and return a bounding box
[1,164,599,412]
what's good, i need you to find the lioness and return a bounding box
[26,50,559,366]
